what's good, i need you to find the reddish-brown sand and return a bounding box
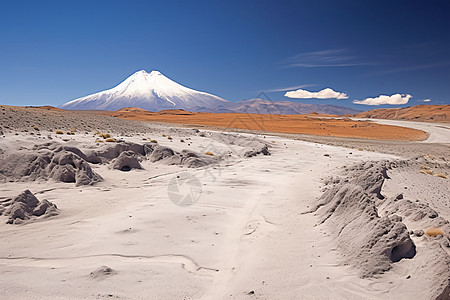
[98,109,428,141]
[35,106,64,111]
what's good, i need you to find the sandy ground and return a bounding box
[0,107,449,299]
[98,109,428,141]
[356,118,450,144]
[0,132,398,299]
[214,118,450,159]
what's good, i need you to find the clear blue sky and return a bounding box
[1,0,449,110]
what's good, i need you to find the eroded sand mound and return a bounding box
[0,142,102,186]
[0,190,58,224]
[147,144,176,162]
[0,138,232,185]
[145,144,218,168]
[95,141,145,162]
[90,265,117,279]
[93,141,219,169]
[312,158,450,298]
[313,161,416,277]
[110,150,143,171]
[196,131,270,158]
[91,139,219,168]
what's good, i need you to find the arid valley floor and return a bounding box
[0,105,449,299]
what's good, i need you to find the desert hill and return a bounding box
[353,105,449,123]
[117,107,150,113]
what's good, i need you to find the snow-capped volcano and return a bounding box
[60,70,229,111]
[60,69,361,115]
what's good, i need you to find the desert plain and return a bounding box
[0,105,449,300]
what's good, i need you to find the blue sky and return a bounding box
[1,0,449,110]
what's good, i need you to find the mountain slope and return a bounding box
[60,70,229,111]
[353,105,450,122]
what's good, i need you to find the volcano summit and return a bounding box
[60,70,229,112]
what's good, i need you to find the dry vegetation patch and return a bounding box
[420,169,434,175]
[425,228,445,237]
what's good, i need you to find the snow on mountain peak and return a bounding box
[149,70,162,76]
[131,70,161,76]
[59,69,228,111]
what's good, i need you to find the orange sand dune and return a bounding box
[117,107,150,113]
[353,105,450,123]
[99,109,428,141]
[156,109,195,115]
[37,106,64,111]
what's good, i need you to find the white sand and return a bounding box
[0,123,448,299]
[353,118,450,144]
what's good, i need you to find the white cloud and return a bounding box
[284,88,348,99]
[353,94,412,105]
[423,99,431,102]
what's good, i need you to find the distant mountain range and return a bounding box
[222,98,361,115]
[60,70,361,115]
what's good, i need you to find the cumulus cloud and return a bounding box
[353,94,412,105]
[284,88,348,99]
